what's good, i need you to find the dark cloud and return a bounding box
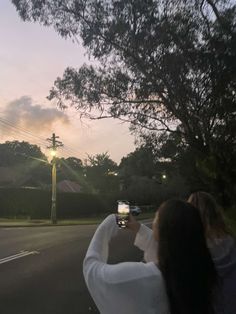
[1,96,69,135]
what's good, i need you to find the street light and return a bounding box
[51,150,57,157]
[47,133,63,224]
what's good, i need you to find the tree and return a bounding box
[56,156,88,190]
[0,140,50,186]
[119,146,157,179]
[119,145,168,187]
[141,132,208,192]
[63,157,83,170]
[12,0,236,204]
[0,140,47,166]
[119,144,189,202]
[84,152,119,193]
[57,157,83,180]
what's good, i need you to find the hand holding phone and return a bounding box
[126,213,141,233]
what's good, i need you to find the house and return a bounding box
[57,180,81,193]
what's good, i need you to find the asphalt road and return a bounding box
[0,223,144,314]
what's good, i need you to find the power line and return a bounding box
[0,116,83,158]
[0,117,48,147]
[0,122,48,149]
[0,116,48,143]
[61,145,82,156]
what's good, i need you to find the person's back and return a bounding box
[132,193,236,313]
[188,191,236,314]
[83,214,169,314]
[208,235,236,313]
[156,200,217,314]
[95,264,169,314]
[83,200,217,314]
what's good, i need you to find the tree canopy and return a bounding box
[0,140,50,186]
[12,0,236,204]
[84,152,119,193]
[0,140,47,166]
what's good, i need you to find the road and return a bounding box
[0,223,144,314]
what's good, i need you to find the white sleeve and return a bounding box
[83,216,161,313]
[134,224,158,263]
[83,214,119,294]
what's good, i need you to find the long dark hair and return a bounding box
[157,200,218,314]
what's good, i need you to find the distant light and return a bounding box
[51,150,57,157]
[108,171,118,176]
[162,174,167,179]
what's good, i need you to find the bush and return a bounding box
[0,188,119,219]
[0,188,50,219]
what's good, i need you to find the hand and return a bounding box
[126,213,141,234]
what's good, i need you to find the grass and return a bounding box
[0,217,104,227]
[0,211,155,227]
[0,210,234,231]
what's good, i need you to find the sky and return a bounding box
[0,1,135,163]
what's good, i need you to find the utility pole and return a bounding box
[47,133,63,224]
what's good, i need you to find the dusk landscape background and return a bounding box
[0,1,135,162]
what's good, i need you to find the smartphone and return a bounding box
[117,200,130,228]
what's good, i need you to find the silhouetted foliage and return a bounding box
[0,140,46,166]
[12,0,236,204]
[57,157,83,180]
[0,141,50,187]
[84,152,119,193]
[0,188,116,219]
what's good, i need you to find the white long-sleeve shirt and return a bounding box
[83,215,169,314]
[134,224,236,314]
[134,224,158,263]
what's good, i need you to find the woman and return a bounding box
[83,200,217,314]
[133,192,236,313]
[188,191,233,248]
[188,191,236,314]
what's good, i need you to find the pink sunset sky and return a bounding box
[0,1,135,163]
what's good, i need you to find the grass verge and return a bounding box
[0,211,155,227]
[0,210,234,231]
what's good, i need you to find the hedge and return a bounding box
[0,184,189,219]
[0,188,118,219]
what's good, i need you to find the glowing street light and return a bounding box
[162,174,167,180]
[47,133,63,224]
[50,150,57,157]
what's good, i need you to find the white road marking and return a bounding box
[0,251,40,264]
[1,228,24,230]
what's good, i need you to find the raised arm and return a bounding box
[83,214,118,283]
[127,214,158,263]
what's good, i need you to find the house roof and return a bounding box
[57,180,81,193]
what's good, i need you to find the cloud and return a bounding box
[1,96,69,136]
